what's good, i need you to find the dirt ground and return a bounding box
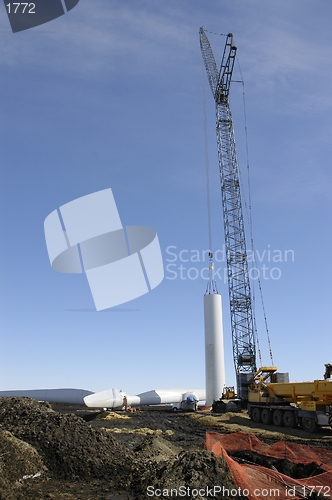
[0,397,331,500]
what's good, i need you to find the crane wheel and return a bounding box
[272,409,284,427]
[261,408,272,425]
[283,410,296,428]
[301,417,318,433]
[252,407,261,423]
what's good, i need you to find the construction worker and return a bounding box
[324,363,332,380]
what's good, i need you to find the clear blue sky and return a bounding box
[1,0,331,395]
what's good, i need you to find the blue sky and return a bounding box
[1,0,332,395]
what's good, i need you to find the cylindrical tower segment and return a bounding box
[204,293,225,406]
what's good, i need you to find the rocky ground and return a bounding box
[0,397,331,499]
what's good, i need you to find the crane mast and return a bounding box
[200,28,256,399]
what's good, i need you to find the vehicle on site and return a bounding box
[247,366,332,433]
[212,386,242,413]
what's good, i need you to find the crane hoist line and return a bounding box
[199,27,256,400]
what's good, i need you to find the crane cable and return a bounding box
[201,28,227,259]
[203,29,228,37]
[235,56,274,366]
[202,56,218,294]
[202,61,213,256]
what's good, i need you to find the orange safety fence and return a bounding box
[205,432,332,500]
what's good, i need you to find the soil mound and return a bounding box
[0,428,46,500]
[134,434,178,462]
[132,449,239,499]
[0,397,132,481]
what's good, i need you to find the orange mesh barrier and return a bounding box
[205,432,332,499]
[205,431,332,470]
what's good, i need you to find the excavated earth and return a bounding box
[0,397,331,499]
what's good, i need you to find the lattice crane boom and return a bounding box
[199,27,257,400]
[199,28,219,97]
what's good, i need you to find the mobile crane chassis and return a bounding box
[248,367,332,433]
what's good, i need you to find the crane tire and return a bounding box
[252,407,261,423]
[272,409,284,427]
[301,417,318,433]
[261,408,272,425]
[283,410,296,428]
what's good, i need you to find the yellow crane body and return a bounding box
[247,367,332,433]
[267,379,332,402]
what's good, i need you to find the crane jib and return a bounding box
[200,27,256,401]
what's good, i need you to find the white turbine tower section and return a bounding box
[204,293,225,406]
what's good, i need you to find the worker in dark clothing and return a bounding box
[324,363,332,380]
